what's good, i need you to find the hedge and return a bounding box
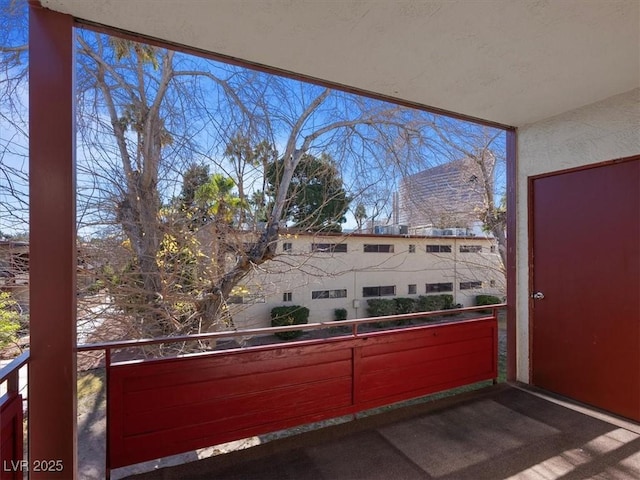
[475,294,502,306]
[334,308,348,321]
[365,298,398,318]
[366,294,457,318]
[366,294,456,327]
[416,294,454,312]
[270,305,310,340]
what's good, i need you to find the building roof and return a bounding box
[280,229,491,241]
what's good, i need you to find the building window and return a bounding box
[426,282,453,293]
[489,280,496,288]
[312,289,348,299]
[363,244,395,253]
[227,294,266,304]
[408,284,417,295]
[283,292,292,302]
[460,245,482,253]
[282,242,292,252]
[408,244,416,253]
[311,243,347,253]
[362,285,396,297]
[426,245,452,253]
[460,281,483,290]
[490,245,496,253]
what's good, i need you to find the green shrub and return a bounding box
[476,294,502,314]
[86,279,105,295]
[393,297,416,325]
[366,299,397,327]
[333,308,347,321]
[394,297,416,314]
[366,298,397,317]
[475,295,502,306]
[416,294,454,312]
[0,292,22,349]
[271,305,309,340]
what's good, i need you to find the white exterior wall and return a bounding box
[516,88,640,383]
[229,233,504,329]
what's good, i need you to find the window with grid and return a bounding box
[426,245,452,253]
[362,285,396,297]
[311,243,347,253]
[460,281,482,290]
[311,289,347,299]
[425,282,453,293]
[363,244,395,253]
[227,294,266,304]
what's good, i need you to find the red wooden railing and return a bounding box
[78,305,503,477]
[0,351,28,480]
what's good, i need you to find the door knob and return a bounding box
[531,292,545,300]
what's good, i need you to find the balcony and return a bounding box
[122,384,640,480]
[1,306,500,478]
[13,3,640,479]
[2,305,639,479]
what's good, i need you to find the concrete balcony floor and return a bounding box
[122,384,640,480]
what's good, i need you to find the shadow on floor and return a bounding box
[121,384,640,480]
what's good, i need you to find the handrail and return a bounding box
[77,303,505,352]
[0,349,29,397]
[0,350,30,385]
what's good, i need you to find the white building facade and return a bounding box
[228,231,504,329]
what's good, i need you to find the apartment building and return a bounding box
[398,157,493,231]
[227,231,503,328]
[0,240,29,310]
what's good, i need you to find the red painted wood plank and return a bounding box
[122,359,352,414]
[358,320,495,357]
[359,351,494,401]
[123,376,352,436]
[110,380,354,468]
[355,371,495,413]
[0,394,23,480]
[117,345,352,392]
[360,337,494,374]
[112,401,358,469]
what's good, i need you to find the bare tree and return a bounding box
[72,29,431,339]
[0,0,29,236]
[1,4,505,345]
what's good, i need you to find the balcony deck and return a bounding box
[122,384,640,480]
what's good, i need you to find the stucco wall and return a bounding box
[516,88,640,382]
[230,233,504,330]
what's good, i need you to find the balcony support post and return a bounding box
[28,3,77,478]
[506,128,517,382]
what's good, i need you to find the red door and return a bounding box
[531,157,640,422]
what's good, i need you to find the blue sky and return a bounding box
[0,1,505,238]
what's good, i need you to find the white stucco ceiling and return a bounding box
[41,0,639,128]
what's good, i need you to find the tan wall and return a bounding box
[516,88,640,382]
[229,233,504,329]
